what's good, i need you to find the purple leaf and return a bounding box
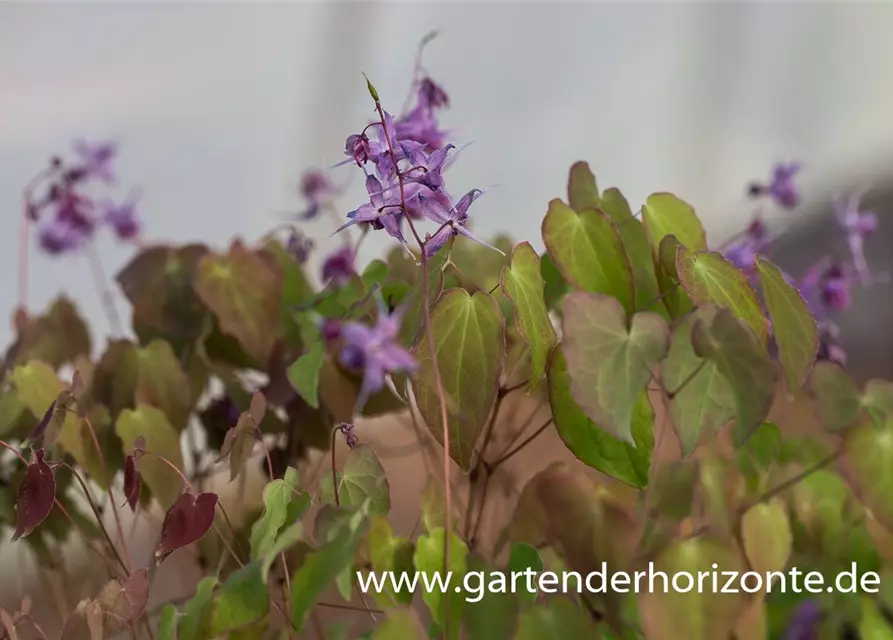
[155,491,219,564]
[122,455,141,513]
[12,449,56,541]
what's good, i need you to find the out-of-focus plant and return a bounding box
[0,30,890,640]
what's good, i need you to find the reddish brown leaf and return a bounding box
[122,455,141,512]
[155,491,219,563]
[96,567,149,633]
[249,390,267,424]
[12,449,56,541]
[0,608,18,640]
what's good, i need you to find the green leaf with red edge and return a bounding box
[642,192,708,253]
[411,290,505,470]
[567,161,599,212]
[662,307,736,457]
[690,308,778,445]
[676,247,769,348]
[115,404,185,506]
[806,361,865,433]
[11,296,92,370]
[654,235,695,319]
[637,537,747,640]
[135,340,193,431]
[542,198,636,317]
[508,466,638,631]
[9,361,106,486]
[547,348,652,488]
[755,256,818,391]
[193,240,282,367]
[116,244,211,343]
[500,242,557,390]
[560,291,669,444]
[600,188,668,319]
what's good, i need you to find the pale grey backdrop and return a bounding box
[3,2,893,350]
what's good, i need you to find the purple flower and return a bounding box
[321,245,356,286]
[339,303,418,412]
[72,139,117,184]
[749,162,802,209]
[286,230,314,264]
[784,599,821,640]
[396,104,450,151]
[103,198,140,240]
[335,174,414,245]
[340,112,405,181]
[835,192,877,284]
[300,170,334,201]
[418,188,504,258]
[400,142,455,192]
[418,77,450,110]
[797,260,855,317]
[321,318,342,343]
[345,134,372,167]
[722,217,769,272]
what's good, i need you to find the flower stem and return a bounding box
[330,425,341,506]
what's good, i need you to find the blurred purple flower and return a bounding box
[722,217,769,272]
[339,303,417,412]
[297,170,338,220]
[784,599,821,640]
[321,245,356,286]
[103,198,141,241]
[286,230,314,264]
[749,162,802,209]
[418,77,450,110]
[796,260,855,317]
[835,192,878,284]
[72,139,117,184]
[396,103,450,151]
[38,217,91,255]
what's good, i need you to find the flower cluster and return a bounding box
[724,163,881,366]
[26,139,141,256]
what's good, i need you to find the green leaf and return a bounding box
[319,444,391,516]
[419,476,458,533]
[193,240,282,367]
[211,561,268,633]
[807,361,865,433]
[662,308,736,457]
[638,537,746,640]
[755,257,818,391]
[654,235,695,319]
[508,543,543,604]
[371,609,427,639]
[499,242,558,390]
[600,188,668,319]
[290,515,369,634]
[157,604,178,640]
[362,259,389,290]
[249,467,305,559]
[398,244,449,349]
[9,361,102,482]
[259,520,303,583]
[540,253,569,311]
[135,340,193,431]
[567,161,599,212]
[367,516,415,606]
[676,247,768,348]
[859,596,893,639]
[115,404,186,506]
[414,527,468,640]
[411,289,505,470]
[691,307,778,445]
[288,342,325,409]
[178,577,218,640]
[542,199,635,316]
[642,192,707,253]
[841,419,893,533]
[14,296,92,370]
[260,238,315,345]
[464,554,518,640]
[547,349,652,487]
[514,597,598,638]
[560,291,669,444]
[740,498,792,578]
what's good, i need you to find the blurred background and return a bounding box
[3,2,893,373]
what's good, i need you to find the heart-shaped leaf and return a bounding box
[642,192,708,253]
[211,561,269,634]
[542,199,635,316]
[755,257,818,392]
[134,340,193,431]
[217,412,258,482]
[547,348,652,487]
[320,444,390,516]
[807,361,865,433]
[677,247,769,348]
[12,448,55,541]
[95,567,150,634]
[115,404,185,506]
[567,161,599,212]
[499,242,557,390]
[561,291,669,443]
[122,454,141,512]
[249,467,305,559]
[691,308,778,445]
[411,289,505,470]
[156,491,220,563]
[741,499,792,579]
[839,419,893,533]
